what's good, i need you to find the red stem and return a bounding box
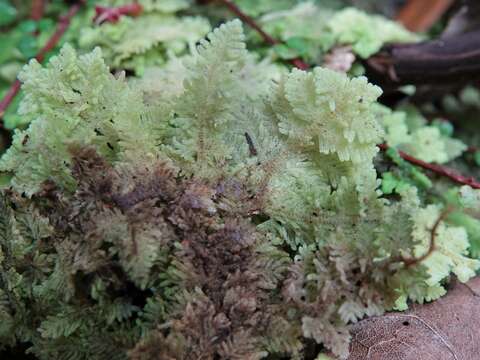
[31,0,45,21]
[0,1,85,122]
[0,81,21,124]
[93,3,143,25]
[217,0,309,70]
[219,0,277,45]
[378,143,480,189]
[401,207,451,267]
[36,2,84,63]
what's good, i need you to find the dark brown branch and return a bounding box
[366,30,480,88]
[378,143,480,189]
[216,0,309,70]
[0,1,85,122]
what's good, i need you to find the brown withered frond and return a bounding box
[19,146,294,359]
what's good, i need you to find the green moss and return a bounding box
[0,19,478,360]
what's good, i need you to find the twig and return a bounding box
[0,81,21,122]
[36,2,85,63]
[219,0,277,45]
[216,0,309,70]
[401,207,452,267]
[366,30,480,88]
[396,0,455,32]
[0,0,48,121]
[93,3,143,25]
[378,143,480,189]
[31,0,45,21]
[0,1,85,121]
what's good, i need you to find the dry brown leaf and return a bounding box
[347,277,480,359]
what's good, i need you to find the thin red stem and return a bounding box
[0,81,21,122]
[219,0,277,45]
[93,3,143,25]
[31,0,45,21]
[0,1,85,122]
[0,0,47,119]
[36,2,84,63]
[217,0,309,70]
[402,207,452,267]
[378,143,480,189]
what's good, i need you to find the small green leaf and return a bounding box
[0,33,19,64]
[385,148,432,189]
[273,43,299,60]
[273,37,320,61]
[381,172,411,194]
[18,20,37,34]
[0,173,12,189]
[0,1,17,27]
[18,35,38,59]
[285,37,310,54]
[2,92,27,130]
[381,172,397,194]
[38,18,55,32]
[410,168,433,189]
[399,85,416,95]
[432,119,454,137]
[474,151,480,167]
